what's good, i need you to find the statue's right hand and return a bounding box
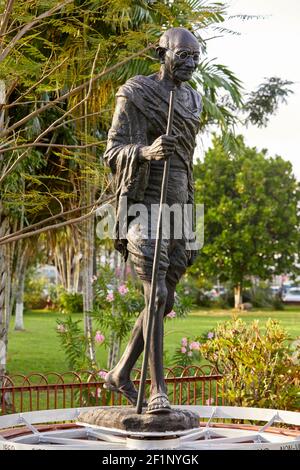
[139,135,177,161]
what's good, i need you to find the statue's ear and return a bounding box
[156,46,166,63]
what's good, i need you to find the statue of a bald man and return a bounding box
[104,27,202,414]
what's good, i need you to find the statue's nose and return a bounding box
[185,56,194,67]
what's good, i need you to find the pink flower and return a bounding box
[189,341,200,351]
[118,284,129,296]
[181,347,187,354]
[166,310,176,318]
[126,265,132,275]
[207,331,214,339]
[95,331,105,344]
[98,370,108,380]
[188,351,193,357]
[106,290,114,302]
[57,324,66,333]
[181,337,188,347]
[206,398,215,406]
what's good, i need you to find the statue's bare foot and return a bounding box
[146,392,172,414]
[103,371,147,407]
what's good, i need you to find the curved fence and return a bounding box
[0,365,224,415]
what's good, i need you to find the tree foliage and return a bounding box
[244,77,294,128]
[0,0,245,224]
[192,135,300,291]
[0,1,293,243]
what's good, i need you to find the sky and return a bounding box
[198,0,300,180]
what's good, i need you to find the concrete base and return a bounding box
[78,407,199,433]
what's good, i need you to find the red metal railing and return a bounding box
[0,365,224,415]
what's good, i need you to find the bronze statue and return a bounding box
[103,27,202,414]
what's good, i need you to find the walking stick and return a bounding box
[136,89,175,414]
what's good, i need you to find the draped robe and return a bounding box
[104,74,202,264]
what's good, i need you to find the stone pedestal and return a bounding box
[78,407,199,433]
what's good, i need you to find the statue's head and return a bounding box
[157,27,200,84]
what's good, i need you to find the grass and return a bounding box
[7,306,300,377]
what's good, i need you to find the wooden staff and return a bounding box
[136,89,175,414]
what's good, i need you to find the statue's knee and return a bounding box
[156,283,168,307]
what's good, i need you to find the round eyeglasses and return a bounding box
[166,48,200,61]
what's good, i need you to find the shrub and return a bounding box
[246,286,273,308]
[171,337,201,367]
[173,283,196,317]
[181,275,213,307]
[211,295,231,309]
[92,266,144,344]
[56,316,107,373]
[24,276,48,309]
[92,265,194,345]
[57,289,83,314]
[56,316,89,370]
[199,318,300,410]
[271,294,285,311]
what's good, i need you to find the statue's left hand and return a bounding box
[138,134,178,162]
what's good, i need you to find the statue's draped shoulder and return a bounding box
[116,74,202,125]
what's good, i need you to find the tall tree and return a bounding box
[192,135,300,307]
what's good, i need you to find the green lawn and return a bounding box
[7,307,300,376]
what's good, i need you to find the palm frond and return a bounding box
[228,14,268,21]
[195,59,244,106]
[210,25,241,36]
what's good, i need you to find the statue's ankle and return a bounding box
[107,368,130,387]
[150,385,168,397]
